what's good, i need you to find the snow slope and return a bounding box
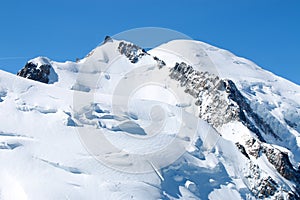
[0,38,299,199]
[151,40,300,162]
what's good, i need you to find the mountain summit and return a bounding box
[1,37,299,199]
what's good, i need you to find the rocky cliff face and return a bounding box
[166,61,300,199]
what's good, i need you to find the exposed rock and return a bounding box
[17,62,50,83]
[235,142,250,159]
[223,80,276,141]
[168,62,281,143]
[153,56,166,68]
[245,138,262,158]
[243,139,300,198]
[165,61,300,199]
[245,162,280,199]
[118,41,148,63]
[17,60,58,84]
[103,35,113,44]
[247,162,261,180]
[263,145,300,184]
[256,176,278,198]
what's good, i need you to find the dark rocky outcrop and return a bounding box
[245,138,263,158]
[244,138,300,198]
[166,61,300,199]
[225,80,281,142]
[263,145,300,185]
[256,176,278,198]
[117,41,166,69]
[17,62,55,84]
[103,35,113,44]
[118,41,148,63]
[169,62,281,143]
[153,56,166,68]
[235,142,250,159]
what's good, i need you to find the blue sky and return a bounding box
[0,0,299,84]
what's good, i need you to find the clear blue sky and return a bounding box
[0,0,299,85]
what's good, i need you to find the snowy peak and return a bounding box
[15,37,166,90]
[2,37,300,199]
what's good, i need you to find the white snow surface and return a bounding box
[0,39,299,199]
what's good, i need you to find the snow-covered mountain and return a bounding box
[0,36,299,200]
